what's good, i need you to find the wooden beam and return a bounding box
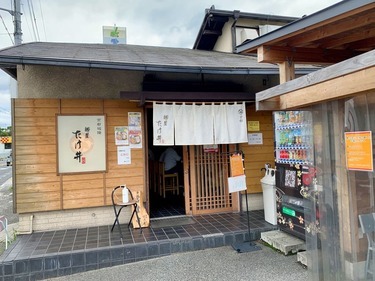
[279,65,375,109]
[120,91,255,104]
[258,45,360,64]
[321,27,375,49]
[256,49,375,104]
[285,9,375,47]
[255,98,280,111]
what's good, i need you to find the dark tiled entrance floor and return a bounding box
[0,211,277,280]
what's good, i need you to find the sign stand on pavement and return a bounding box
[227,151,261,253]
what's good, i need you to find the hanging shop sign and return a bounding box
[229,153,244,177]
[228,153,246,193]
[153,102,247,146]
[345,131,373,171]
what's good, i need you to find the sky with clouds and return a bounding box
[0,0,341,127]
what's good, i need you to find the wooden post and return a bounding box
[279,60,295,84]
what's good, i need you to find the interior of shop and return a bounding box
[146,108,185,218]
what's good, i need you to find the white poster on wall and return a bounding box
[117,146,131,165]
[57,115,106,174]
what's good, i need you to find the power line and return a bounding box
[38,0,46,41]
[26,0,37,40]
[0,14,14,44]
[29,0,40,41]
[21,2,32,41]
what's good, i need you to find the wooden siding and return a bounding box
[14,99,145,213]
[240,104,274,193]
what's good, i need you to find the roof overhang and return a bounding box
[0,42,318,81]
[256,49,375,110]
[236,0,375,64]
[233,0,375,110]
[121,91,255,106]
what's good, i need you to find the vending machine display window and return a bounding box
[274,111,316,240]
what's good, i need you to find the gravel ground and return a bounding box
[45,244,308,281]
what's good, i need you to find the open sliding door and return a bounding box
[183,144,239,215]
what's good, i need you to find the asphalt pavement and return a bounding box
[0,162,16,224]
[45,244,308,281]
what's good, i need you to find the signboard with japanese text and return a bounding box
[247,121,260,131]
[247,133,263,145]
[57,115,106,174]
[117,146,131,165]
[229,153,244,177]
[228,175,247,193]
[345,131,373,171]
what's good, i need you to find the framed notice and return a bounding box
[345,131,373,171]
[57,115,106,174]
[248,133,263,145]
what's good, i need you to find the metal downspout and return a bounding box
[231,10,241,53]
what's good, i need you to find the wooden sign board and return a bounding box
[131,190,150,228]
[230,154,244,177]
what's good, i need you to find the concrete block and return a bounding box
[261,230,305,255]
[297,251,308,266]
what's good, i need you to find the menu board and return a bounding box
[230,154,244,177]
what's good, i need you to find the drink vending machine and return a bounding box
[273,111,318,240]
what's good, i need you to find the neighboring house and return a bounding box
[0,42,317,233]
[193,6,299,53]
[237,1,375,280]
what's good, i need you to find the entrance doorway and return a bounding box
[146,108,240,219]
[147,108,185,218]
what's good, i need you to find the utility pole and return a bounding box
[0,0,22,45]
[13,0,22,45]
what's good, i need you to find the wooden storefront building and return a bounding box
[0,42,316,232]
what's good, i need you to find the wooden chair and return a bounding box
[111,186,142,239]
[158,162,179,198]
[359,213,375,278]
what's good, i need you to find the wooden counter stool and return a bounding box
[111,185,142,239]
[158,162,179,198]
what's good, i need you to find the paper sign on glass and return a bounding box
[345,131,373,171]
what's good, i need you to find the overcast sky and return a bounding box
[0,0,341,127]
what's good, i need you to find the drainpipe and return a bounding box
[17,214,34,234]
[231,10,241,53]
